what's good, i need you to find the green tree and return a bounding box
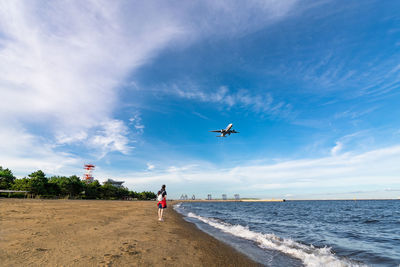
[5,168,156,200]
[48,175,84,197]
[0,166,16,189]
[46,177,61,196]
[115,186,130,199]
[100,182,118,199]
[27,170,48,195]
[84,180,101,199]
[68,175,84,196]
[49,176,70,196]
[129,191,138,198]
[142,191,156,200]
[136,191,156,200]
[12,177,31,191]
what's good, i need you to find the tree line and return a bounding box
[0,166,156,200]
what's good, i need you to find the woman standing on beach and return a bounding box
[157,184,167,221]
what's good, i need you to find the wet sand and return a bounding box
[0,199,260,266]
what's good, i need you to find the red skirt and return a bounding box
[157,200,167,208]
[157,199,167,208]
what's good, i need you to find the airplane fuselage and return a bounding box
[210,123,239,137]
[225,123,233,131]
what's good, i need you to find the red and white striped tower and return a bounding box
[83,164,95,183]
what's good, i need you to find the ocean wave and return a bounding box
[187,212,367,267]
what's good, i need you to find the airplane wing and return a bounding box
[209,130,223,133]
[231,130,239,133]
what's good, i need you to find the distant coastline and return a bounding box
[173,198,399,202]
[177,199,285,202]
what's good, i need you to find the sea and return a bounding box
[174,200,400,267]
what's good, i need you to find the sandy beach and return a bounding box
[0,199,259,267]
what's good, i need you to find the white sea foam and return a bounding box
[187,212,367,267]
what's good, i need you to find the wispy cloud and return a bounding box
[173,85,292,117]
[0,0,301,167]
[330,141,343,156]
[0,1,181,157]
[334,106,379,120]
[287,50,400,101]
[176,0,300,39]
[108,145,400,199]
[129,113,145,134]
[329,131,374,156]
[0,127,81,176]
[192,111,209,120]
[146,163,155,171]
[90,119,132,158]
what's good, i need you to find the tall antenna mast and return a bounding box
[83,164,95,183]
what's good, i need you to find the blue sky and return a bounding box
[1,0,400,199]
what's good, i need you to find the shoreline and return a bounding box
[174,198,399,202]
[0,198,260,266]
[177,199,285,202]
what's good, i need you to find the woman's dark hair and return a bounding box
[161,184,166,189]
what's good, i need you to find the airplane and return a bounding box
[209,123,239,137]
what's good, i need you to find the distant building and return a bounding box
[180,194,188,200]
[104,179,125,188]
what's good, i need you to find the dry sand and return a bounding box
[0,199,260,266]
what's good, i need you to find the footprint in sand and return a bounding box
[102,253,119,266]
[120,243,141,257]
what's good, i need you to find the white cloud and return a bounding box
[0,0,181,157]
[146,163,155,171]
[56,131,88,145]
[104,145,400,199]
[176,0,299,40]
[173,85,291,116]
[0,127,81,177]
[329,131,372,157]
[0,1,178,126]
[90,119,132,158]
[0,0,305,176]
[287,47,400,100]
[0,0,300,166]
[331,141,343,156]
[167,165,199,173]
[334,106,379,120]
[129,113,145,134]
